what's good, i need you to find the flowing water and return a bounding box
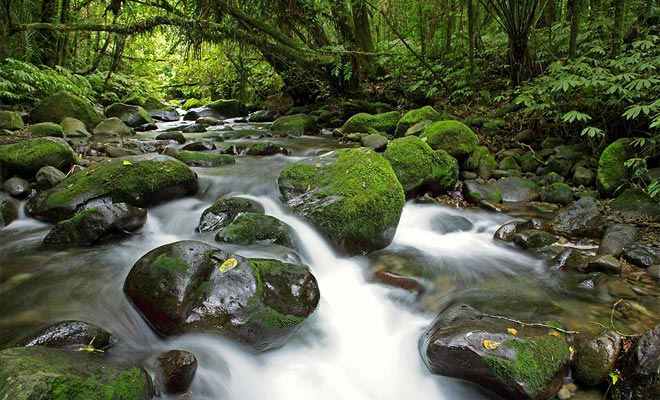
[0,121,653,399]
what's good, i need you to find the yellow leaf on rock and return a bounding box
[219,258,238,272]
[549,330,561,337]
[507,328,518,335]
[122,160,132,166]
[483,340,500,350]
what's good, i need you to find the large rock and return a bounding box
[43,203,147,246]
[35,165,67,190]
[105,103,154,128]
[610,189,660,219]
[148,109,180,122]
[598,224,640,257]
[495,177,540,202]
[0,194,19,227]
[92,117,133,136]
[123,240,320,351]
[198,197,265,232]
[206,99,246,118]
[175,151,235,167]
[552,197,606,238]
[610,325,660,400]
[394,106,445,137]
[572,328,621,386]
[60,117,90,137]
[383,136,458,195]
[29,91,103,129]
[248,110,277,123]
[183,107,223,121]
[21,321,112,351]
[0,110,24,130]
[421,120,478,160]
[155,350,197,395]
[278,147,405,254]
[0,137,77,178]
[0,346,152,400]
[596,140,630,197]
[420,301,570,400]
[25,154,198,222]
[215,213,295,247]
[271,114,318,135]
[462,180,503,204]
[29,122,64,137]
[340,111,400,135]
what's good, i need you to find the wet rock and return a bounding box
[513,230,556,250]
[539,182,573,205]
[495,177,539,202]
[0,110,25,130]
[123,240,320,351]
[430,214,473,234]
[572,328,621,386]
[198,197,264,232]
[182,139,215,151]
[93,117,133,136]
[464,146,497,180]
[362,134,388,152]
[586,254,622,275]
[2,176,32,198]
[21,320,112,351]
[156,350,197,394]
[607,280,637,299]
[610,189,660,219]
[156,131,186,144]
[245,141,288,156]
[26,154,198,222]
[183,107,224,121]
[646,265,660,281]
[206,99,246,118]
[29,122,64,138]
[420,301,570,400]
[550,249,590,271]
[610,325,660,400]
[196,116,221,126]
[573,166,595,186]
[0,137,77,179]
[371,270,425,295]
[0,194,19,227]
[60,117,90,137]
[498,156,521,171]
[421,120,478,161]
[134,122,158,132]
[43,203,147,246]
[248,109,277,123]
[526,201,560,213]
[278,147,405,255]
[215,213,295,247]
[340,111,400,136]
[271,114,318,135]
[519,152,542,173]
[598,224,640,257]
[105,103,154,127]
[552,197,606,239]
[462,180,503,204]
[479,199,509,212]
[181,123,207,133]
[148,109,180,122]
[29,91,103,129]
[175,150,235,167]
[0,346,152,399]
[395,106,444,137]
[103,145,142,158]
[623,244,660,268]
[35,165,67,190]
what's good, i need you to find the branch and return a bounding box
[478,313,580,334]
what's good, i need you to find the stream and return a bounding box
[0,119,652,399]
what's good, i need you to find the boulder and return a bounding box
[623,244,660,268]
[215,212,295,247]
[148,109,180,122]
[242,142,287,156]
[598,224,640,257]
[198,197,264,232]
[513,230,556,250]
[156,131,186,144]
[29,91,103,129]
[123,240,320,351]
[20,321,112,351]
[103,145,142,158]
[0,194,19,227]
[278,147,405,254]
[539,182,573,205]
[494,219,546,242]
[0,137,77,178]
[25,154,198,222]
[596,140,630,197]
[29,122,64,138]
[462,180,503,204]
[495,177,539,203]
[610,189,660,219]
[92,117,133,136]
[248,110,277,123]
[60,117,90,137]
[550,249,590,271]
[2,176,32,198]
[361,134,389,152]
[196,116,221,126]
[340,111,400,135]
[421,120,478,160]
[175,151,235,167]
[573,166,595,186]
[43,203,147,246]
[182,140,215,151]
[499,156,521,171]
[271,114,318,135]
[610,325,660,400]
[35,165,67,190]
[394,106,445,137]
[519,152,542,174]
[572,328,621,386]
[105,103,154,128]
[155,350,197,395]
[0,110,24,130]
[464,146,497,179]
[420,301,570,400]
[206,99,246,118]
[552,197,605,238]
[383,136,458,196]
[181,123,206,133]
[0,346,152,400]
[183,107,223,121]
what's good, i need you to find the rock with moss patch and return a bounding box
[271,114,318,135]
[60,117,90,138]
[20,321,112,351]
[198,197,265,232]
[598,223,639,257]
[596,140,631,197]
[421,120,478,161]
[0,111,25,130]
[206,99,246,118]
[552,197,605,239]
[43,203,147,246]
[362,134,389,152]
[395,106,445,137]
[25,154,198,222]
[156,131,186,144]
[155,350,197,395]
[420,300,569,400]
[278,147,405,254]
[513,230,556,250]
[610,189,660,219]
[183,107,223,121]
[248,110,277,123]
[29,122,64,138]
[340,111,400,136]
[572,328,621,386]
[215,212,295,247]
[0,137,77,179]
[175,151,235,167]
[29,91,103,129]
[182,98,203,110]
[245,142,288,156]
[462,180,503,204]
[92,118,133,136]
[494,177,539,203]
[539,182,573,205]
[0,194,19,227]
[105,103,154,128]
[123,240,320,351]
[464,146,497,179]
[383,136,458,196]
[0,346,152,400]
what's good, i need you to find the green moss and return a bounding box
[50,368,147,400]
[182,98,203,110]
[341,111,401,135]
[218,213,292,246]
[261,307,305,330]
[596,141,629,197]
[395,106,445,137]
[0,137,76,176]
[112,368,149,399]
[482,119,506,131]
[29,91,103,129]
[175,151,235,166]
[271,114,317,135]
[0,111,25,130]
[153,254,190,273]
[421,120,478,160]
[29,122,64,138]
[482,336,569,398]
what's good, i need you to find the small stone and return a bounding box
[513,229,556,250]
[587,254,622,275]
[35,166,67,190]
[557,387,571,400]
[623,244,660,268]
[647,265,660,281]
[526,201,560,213]
[2,177,32,198]
[607,280,637,299]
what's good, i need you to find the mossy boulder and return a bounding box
[421,120,478,160]
[182,98,203,110]
[248,110,277,123]
[29,122,64,138]
[175,151,235,167]
[465,146,497,179]
[278,147,405,254]
[383,136,458,196]
[105,103,154,128]
[25,154,198,222]
[495,177,539,203]
[596,140,631,197]
[610,189,660,219]
[92,118,133,136]
[462,180,503,204]
[60,117,90,137]
[539,182,573,205]
[123,240,320,351]
[420,301,570,400]
[43,203,147,246]
[20,321,112,351]
[572,328,621,386]
[340,111,400,135]
[29,91,103,129]
[206,99,246,118]
[0,110,25,130]
[394,106,445,137]
[0,346,152,400]
[0,137,77,178]
[271,114,318,135]
[198,197,265,232]
[245,141,288,156]
[215,212,296,247]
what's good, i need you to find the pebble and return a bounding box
[647,265,660,281]
[558,387,571,399]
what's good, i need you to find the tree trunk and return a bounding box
[37,0,60,66]
[611,0,624,57]
[509,35,527,87]
[467,0,475,78]
[568,0,582,60]
[351,0,375,80]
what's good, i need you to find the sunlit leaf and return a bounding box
[122,160,133,166]
[219,257,238,272]
[483,340,500,350]
[548,331,561,337]
[507,328,518,335]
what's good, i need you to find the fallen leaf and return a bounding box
[507,328,518,335]
[122,160,133,166]
[483,339,500,350]
[569,346,574,353]
[219,258,238,272]
[548,331,561,337]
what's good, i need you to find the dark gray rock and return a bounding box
[21,320,112,351]
[623,244,660,268]
[148,109,180,122]
[0,194,19,227]
[182,140,215,151]
[93,117,133,136]
[156,131,186,144]
[2,176,32,198]
[586,254,622,275]
[610,189,660,219]
[610,325,660,400]
[198,197,264,232]
[215,213,295,247]
[513,230,556,250]
[494,219,546,242]
[244,142,289,156]
[181,124,207,133]
[105,103,154,127]
[183,107,224,121]
[156,350,197,394]
[598,224,640,257]
[462,180,503,204]
[35,165,67,190]
[494,177,539,202]
[573,166,595,186]
[552,197,606,238]
[539,182,573,205]
[362,134,389,152]
[572,329,621,386]
[550,249,590,272]
[248,110,277,123]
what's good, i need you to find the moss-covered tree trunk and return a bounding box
[568,0,583,60]
[37,0,60,66]
[611,0,625,57]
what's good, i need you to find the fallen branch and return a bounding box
[478,313,580,334]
